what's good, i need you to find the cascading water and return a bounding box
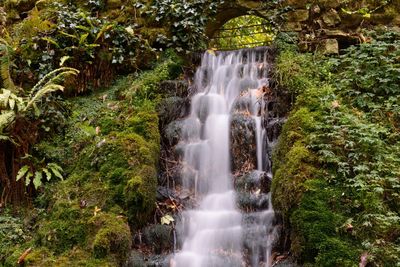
[172,47,278,267]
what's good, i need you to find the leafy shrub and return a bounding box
[8,2,151,93]
[145,0,225,52]
[273,30,400,266]
[0,213,29,263]
[332,32,400,113]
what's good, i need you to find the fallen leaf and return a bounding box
[161,214,174,225]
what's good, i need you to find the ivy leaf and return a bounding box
[79,33,89,45]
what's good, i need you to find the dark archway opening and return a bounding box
[209,15,276,50]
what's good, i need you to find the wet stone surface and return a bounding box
[235,170,272,193]
[230,113,257,173]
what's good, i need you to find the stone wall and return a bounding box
[3,0,400,54]
[206,0,400,54]
[283,0,400,53]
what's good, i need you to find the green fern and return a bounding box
[0,67,78,142]
[24,67,79,114]
[16,162,64,189]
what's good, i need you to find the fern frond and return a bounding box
[0,110,15,131]
[30,67,79,96]
[0,88,24,111]
[24,84,64,112]
[95,23,115,42]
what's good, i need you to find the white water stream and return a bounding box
[173,48,276,267]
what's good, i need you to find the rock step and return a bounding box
[182,210,242,230]
[173,251,243,267]
[158,80,189,97]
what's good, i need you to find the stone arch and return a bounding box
[205,0,400,53]
[205,1,268,39]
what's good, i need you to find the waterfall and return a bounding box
[172,48,277,267]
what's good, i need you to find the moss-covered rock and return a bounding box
[36,202,90,254]
[91,213,131,260]
[290,179,359,266]
[125,165,157,226]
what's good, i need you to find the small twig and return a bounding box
[17,247,32,265]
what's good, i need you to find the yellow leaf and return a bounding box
[363,13,371,19]
[125,26,135,36]
[161,214,174,225]
[206,49,216,56]
[94,206,101,216]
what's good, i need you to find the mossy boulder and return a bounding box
[235,170,272,194]
[157,96,189,128]
[6,246,119,267]
[36,202,90,254]
[290,179,359,265]
[91,213,131,261]
[125,165,157,226]
[127,111,161,143]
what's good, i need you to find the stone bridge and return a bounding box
[206,0,400,53]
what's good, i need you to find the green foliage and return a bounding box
[273,31,400,266]
[341,0,391,19]
[210,15,275,50]
[7,2,151,92]
[0,66,77,204]
[331,33,400,121]
[0,67,78,137]
[274,47,334,98]
[0,212,29,263]
[46,2,140,65]
[16,162,63,189]
[125,50,183,104]
[36,203,90,254]
[146,0,225,52]
[291,179,359,266]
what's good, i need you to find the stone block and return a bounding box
[107,0,123,9]
[285,0,310,8]
[394,16,400,26]
[287,9,309,22]
[317,39,339,55]
[238,0,262,9]
[311,5,321,14]
[283,22,303,32]
[316,0,342,9]
[323,29,348,37]
[322,8,341,26]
